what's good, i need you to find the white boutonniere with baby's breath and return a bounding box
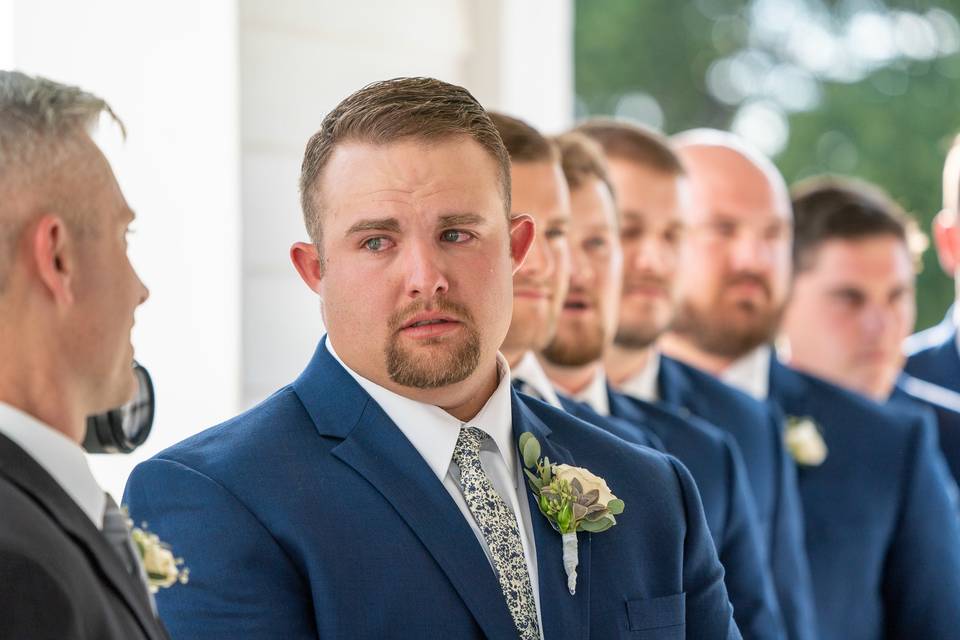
[785,415,828,466]
[127,516,190,593]
[519,432,623,595]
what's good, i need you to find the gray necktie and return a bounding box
[102,494,157,614]
[452,426,540,640]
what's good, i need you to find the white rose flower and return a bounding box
[552,463,618,506]
[142,539,179,589]
[785,418,828,466]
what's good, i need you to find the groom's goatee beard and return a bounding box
[385,298,482,388]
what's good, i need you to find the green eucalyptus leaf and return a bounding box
[523,469,543,491]
[542,458,552,483]
[518,432,533,453]
[522,437,541,469]
[579,517,614,533]
[607,499,625,515]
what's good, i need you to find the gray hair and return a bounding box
[0,70,122,292]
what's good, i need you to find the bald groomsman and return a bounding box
[662,129,960,640]
[495,115,782,639]
[582,119,815,640]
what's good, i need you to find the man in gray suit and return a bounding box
[0,70,167,640]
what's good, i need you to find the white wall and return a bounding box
[6,0,572,498]
[7,0,242,500]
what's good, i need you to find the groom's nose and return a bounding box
[402,238,450,299]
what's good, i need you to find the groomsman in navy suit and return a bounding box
[579,119,814,640]
[492,113,783,639]
[662,129,960,640]
[124,78,739,639]
[902,136,960,481]
[783,176,960,488]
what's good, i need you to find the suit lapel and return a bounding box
[0,434,166,640]
[657,356,694,410]
[513,395,591,640]
[294,341,518,640]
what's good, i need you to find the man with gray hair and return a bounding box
[0,71,164,639]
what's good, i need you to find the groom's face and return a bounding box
[312,136,532,395]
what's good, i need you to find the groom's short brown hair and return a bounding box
[299,77,510,247]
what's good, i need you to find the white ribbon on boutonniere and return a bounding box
[518,432,624,595]
[785,415,828,466]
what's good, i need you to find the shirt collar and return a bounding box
[326,337,518,486]
[0,402,106,527]
[616,350,661,403]
[511,352,564,410]
[573,368,611,416]
[721,345,772,400]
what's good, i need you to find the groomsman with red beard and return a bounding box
[581,120,815,640]
[662,129,960,640]
[496,121,784,639]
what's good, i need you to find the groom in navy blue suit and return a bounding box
[124,78,738,639]
[663,129,960,640]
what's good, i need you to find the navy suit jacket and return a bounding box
[769,358,960,640]
[902,322,960,485]
[656,356,815,640]
[124,342,739,640]
[557,391,785,639]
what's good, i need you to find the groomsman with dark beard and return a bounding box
[581,119,815,640]
[662,129,960,640]
[493,114,784,639]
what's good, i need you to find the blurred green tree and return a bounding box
[575,0,960,329]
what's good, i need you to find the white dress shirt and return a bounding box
[721,345,772,401]
[326,340,543,633]
[511,352,564,410]
[573,369,612,417]
[617,351,661,403]
[0,402,106,527]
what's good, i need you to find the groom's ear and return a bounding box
[290,242,325,293]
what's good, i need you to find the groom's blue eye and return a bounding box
[441,229,471,243]
[363,237,390,252]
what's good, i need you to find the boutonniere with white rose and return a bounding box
[518,432,624,595]
[128,519,190,593]
[785,415,828,466]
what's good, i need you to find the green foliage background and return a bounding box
[575,0,960,330]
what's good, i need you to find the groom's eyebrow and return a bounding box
[345,217,401,235]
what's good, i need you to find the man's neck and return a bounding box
[659,331,734,375]
[502,348,525,371]
[604,343,654,386]
[0,374,84,444]
[539,357,602,396]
